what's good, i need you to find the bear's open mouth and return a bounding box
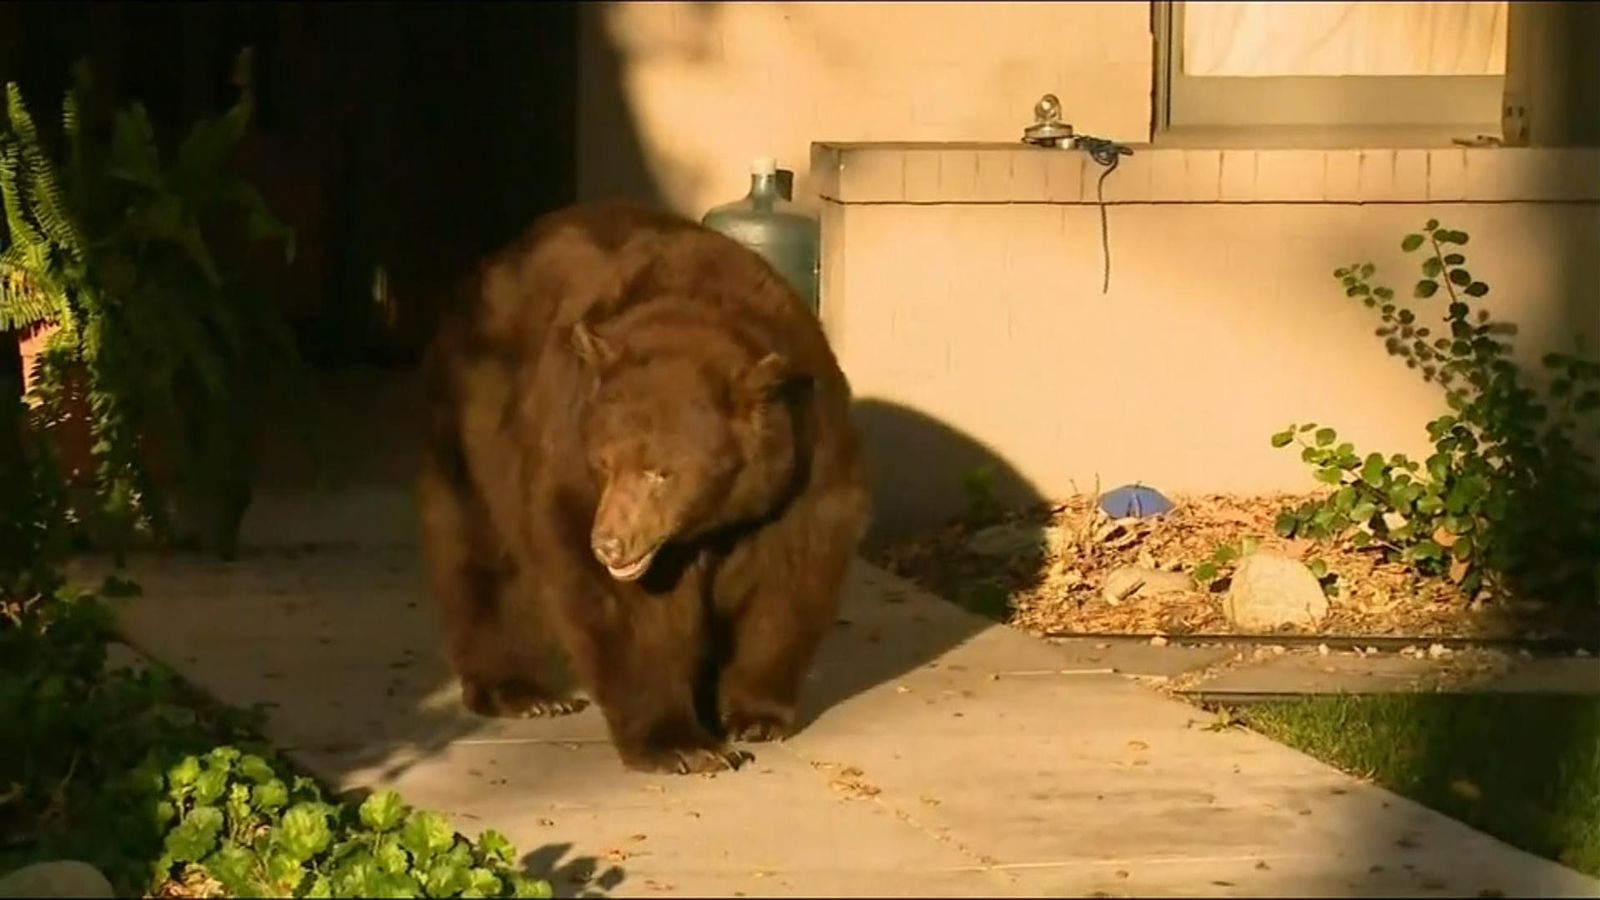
[603,546,660,582]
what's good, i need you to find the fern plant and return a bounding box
[0,55,307,558]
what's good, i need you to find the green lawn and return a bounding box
[1239,693,1600,878]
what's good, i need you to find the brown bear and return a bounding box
[416,200,870,775]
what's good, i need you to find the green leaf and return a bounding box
[165,805,225,862]
[463,868,503,899]
[1415,280,1439,299]
[1401,233,1425,252]
[1424,218,1440,231]
[401,810,458,867]
[474,831,515,868]
[254,778,289,811]
[1307,558,1329,579]
[1314,466,1344,485]
[168,756,203,793]
[509,874,554,899]
[1350,500,1378,523]
[1193,562,1218,584]
[373,834,412,875]
[1332,486,1357,512]
[424,859,471,898]
[360,790,409,834]
[238,753,276,785]
[202,844,259,897]
[1443,253,1465,265]
[1405,540,1445,562]
[1274,511,1299,538]
[1360,453,1388,488]
[1314,427,1337,447]
[274,802,335,864]
[1422,257,1443,277]
[1270,429,1294,449]
[1449,268,1472,286]
[193,766,229,805]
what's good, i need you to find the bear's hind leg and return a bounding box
[418,469,586,719]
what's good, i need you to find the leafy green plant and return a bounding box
[1191,535,1339,596]
[1272,220,1600,604]
[961,464,999,524]
[154,757,550,898]
[0,55,310,558]
[4,373,551,899]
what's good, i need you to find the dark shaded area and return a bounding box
[1,0,580,369]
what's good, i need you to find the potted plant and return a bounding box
[0,53,309,559]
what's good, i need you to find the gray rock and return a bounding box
[1101,566,1195,605]
[1223,553,1330,633]
[0,860,115,899]
[965,522,1043,558]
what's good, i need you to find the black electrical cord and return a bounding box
[1075,136,1134,294]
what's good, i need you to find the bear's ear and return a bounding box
[736,351,800,407]
[570,320,619,370]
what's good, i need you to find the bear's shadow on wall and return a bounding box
[790,397,1047,732]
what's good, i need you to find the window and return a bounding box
[1154,1,1509,141]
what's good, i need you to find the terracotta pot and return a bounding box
[15,321,99,485]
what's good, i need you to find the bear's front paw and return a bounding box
[460,679,589,719]
[621,743,754,775]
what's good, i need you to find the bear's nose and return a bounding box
[592,535,627,565]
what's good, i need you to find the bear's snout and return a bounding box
[592,534,628,565]
[591,530,661,582]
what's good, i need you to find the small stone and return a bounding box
[1150,635,1169,647]
[1428,643,1452,660]
[0,861,115,898]
[1365,646,1380,656]
[1100,566,1195,605]
[1223,553,1330,633]
[1318,643,1332,656]
[965,523,1042,558]
[1576,649,1593,659]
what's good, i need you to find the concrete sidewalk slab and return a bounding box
[96,549,1600,899]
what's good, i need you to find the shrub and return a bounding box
[1272,220,1600,606]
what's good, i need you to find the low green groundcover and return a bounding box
[1241,692,1600,879]
[0,586,553,898]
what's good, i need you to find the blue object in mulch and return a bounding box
[1098,484,1175,519]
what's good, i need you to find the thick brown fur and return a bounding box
[417,200,870,775]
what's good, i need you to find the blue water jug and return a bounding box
[701,157,821,316]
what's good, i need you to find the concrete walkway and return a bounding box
[88,545,1598,899]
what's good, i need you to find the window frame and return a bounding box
[1152,1,1507,142]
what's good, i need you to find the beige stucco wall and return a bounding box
[814,144,1600,537]
[577,1,1152,219]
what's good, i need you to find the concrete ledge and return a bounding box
[811,141,1600,205]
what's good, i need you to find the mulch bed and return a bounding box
[870,492,1592,643]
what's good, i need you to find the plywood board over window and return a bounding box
[1155,1,1508,143]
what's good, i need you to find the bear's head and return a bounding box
[570,318,807,583]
